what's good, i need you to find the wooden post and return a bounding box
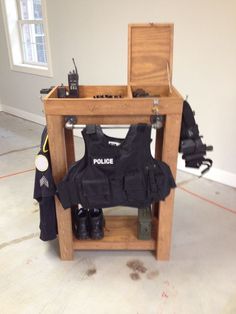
[64,128,75,167]
[46,115,73,260]
[156,113,182,260]
[153,127,164,217]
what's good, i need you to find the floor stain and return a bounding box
[160,281,178,299]
[146,270,159,280]
[0,232,39,250]
[127,259,147,274]
[73,258,97,281]
[161,291,169,298]
[86,267,97,277]
[26,258,33,265]
[130,273,140,281]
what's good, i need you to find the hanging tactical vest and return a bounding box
[57,124,176,209]
[179,100,213,175]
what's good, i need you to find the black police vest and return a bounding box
[57,124,176,209]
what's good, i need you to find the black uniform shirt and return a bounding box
[33,127,57,241]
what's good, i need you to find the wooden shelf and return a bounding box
[73,216,156,251]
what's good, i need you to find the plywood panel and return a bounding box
[128,24,173,85]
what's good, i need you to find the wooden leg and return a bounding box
[46,115,73,260]
[156,114,182,260]
[64,128,75,167]
[153,127,164,218]
[155,127,164,160]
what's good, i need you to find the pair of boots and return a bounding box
[72,208,105,240]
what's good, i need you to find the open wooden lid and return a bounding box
[128,24,173,86]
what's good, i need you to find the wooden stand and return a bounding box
[43,24,183,260]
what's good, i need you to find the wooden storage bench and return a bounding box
[44,23,183,260]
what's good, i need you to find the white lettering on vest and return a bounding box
[93,158,114,165]
[108,141,121,147]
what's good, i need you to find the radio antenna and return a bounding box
[72,58,78,75]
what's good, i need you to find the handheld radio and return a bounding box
[68,58,79,97]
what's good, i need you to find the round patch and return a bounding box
[35,154,49,172]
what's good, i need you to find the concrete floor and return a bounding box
[0,111,236,314]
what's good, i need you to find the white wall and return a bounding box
[0,0,236,183]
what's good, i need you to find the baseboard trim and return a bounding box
[0,104,46,125]
[1,104,235,187]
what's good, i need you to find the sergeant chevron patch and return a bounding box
[40,175,49,188]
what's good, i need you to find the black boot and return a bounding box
[73,208,89,240]
[89,208,105,240]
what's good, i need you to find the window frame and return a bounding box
[1,0,53,77]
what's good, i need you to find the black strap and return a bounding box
[181,101,199,140]
[137,123,147,132]
[200,158,213,176]
[86,125,96,134]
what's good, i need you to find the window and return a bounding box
[1,0,52,76]
[17,0,47,66]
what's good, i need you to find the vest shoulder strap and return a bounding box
[85,125,97,134]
